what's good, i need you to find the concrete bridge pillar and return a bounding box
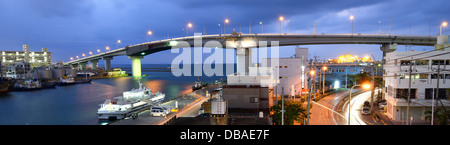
[79,62,87,70]
[235,48,252,75]
[103,57,113,70]
[90,60,99,70]
[380,43,397,63]
[129,56,144,77]
[435,35,449,51]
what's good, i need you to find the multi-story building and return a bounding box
[384,50,450,122]
[5,61,32,79]
[1,44,52,77]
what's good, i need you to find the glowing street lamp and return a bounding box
[147,30,152,42]
[117,40,121,49]
[224,19,229,34]
[186,23,193,37]
[76,56,79,59]
[441,21,448,36]
[348,83,371,125]
[70,57,74,61]
[349,15,355,36]
[322,66,327,94]
[259,21,263,33]
[279,16,284,34]
[82,53,86,57]
[97,49,101,53]
[89,51,93,55]
[106,46,110,52]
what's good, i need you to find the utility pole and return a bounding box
[281,87,285,125]
[434,62,441,125]
[370,61,375,113]
[306,73,311,125]
[406,57,413,125]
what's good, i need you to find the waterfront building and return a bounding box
[1,44,52,77]
[384,50,450,122]
[5,61,32,79]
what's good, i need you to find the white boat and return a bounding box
[97,80,165,120]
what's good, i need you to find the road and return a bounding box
[310,89,378,125]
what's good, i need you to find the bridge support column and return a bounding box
[79,62,87,70]
[103,57,113,70]
[90,60,99,70]
[435,35,449,51]
[71,64,78,69]
[380,43,397,63]
[236,48,252,75]
[129,56,144,77]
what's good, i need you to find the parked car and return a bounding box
[361,107,370,115]
[152,106,170,114]
[363,101,371,108]
[150,109,165,117]
[378,99,387,109]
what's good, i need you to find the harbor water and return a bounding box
[0,64,231,125]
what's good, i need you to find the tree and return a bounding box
[424,107,449,125]
[271,100,308,125]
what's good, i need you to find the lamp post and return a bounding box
[106,46,110,52]
[279,16,284,35]
[441,21,448,36]
[147,30,152,42]
[89,51,93,55]
[348,84,371,125]
[224,19,229,34]
[186,23,193,37]
[306,69,315,125]
[322,66,327,94]
[260,21,263,33]
[70,57,73,61]
[97,49,101,53]
[349,15,354,36]
[116,40,121,49]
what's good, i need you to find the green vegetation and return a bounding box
[271,100,308,125]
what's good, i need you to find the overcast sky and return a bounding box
[0,0,448,65]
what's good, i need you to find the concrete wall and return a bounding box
[222,86,269,111]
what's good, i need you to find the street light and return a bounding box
[106,46,110,52]
[97,49,101,53]
[279,16,284,35]
[349,15,354,36]
[348,83,371,125]
[306,69,316,125]
[147,30,152,42]
[117,40,121,49]
[224,19,229,34]
[186,22,193,37]
[76,56,79,59]
[441,21,448,36]
[70,57,73,61]
[82,53,86,57]
[259,21,263,33]
[322,66,327,94]
[89,51,93,55]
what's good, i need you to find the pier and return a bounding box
[109,84,220,125]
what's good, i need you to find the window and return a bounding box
[339,68,345,72]
[432,60,445,65]
[431,74,444,79]
[284,66,288,68]
[400,60,412,66]
[395,89,416,99]
[415,60,429,65]
[250,97,259,103]
[425,88,449,99]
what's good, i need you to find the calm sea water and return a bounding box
[0,64,232,125]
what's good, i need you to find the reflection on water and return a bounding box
[0,71,225,125]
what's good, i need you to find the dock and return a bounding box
[109,84,220,125]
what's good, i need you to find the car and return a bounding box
[361,107,370,115]
[150,109,165,117]
[363,101,371,108]
[152,106,170,114]
[378,99,387,109]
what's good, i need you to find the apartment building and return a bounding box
[384,50,450,122]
